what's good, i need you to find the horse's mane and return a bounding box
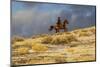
[63,19,69,24]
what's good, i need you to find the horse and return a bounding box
[49,17,69,33]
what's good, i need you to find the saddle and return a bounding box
[55,23,63,29]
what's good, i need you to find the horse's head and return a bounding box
[63,19,69,24]
[49,26,54,31]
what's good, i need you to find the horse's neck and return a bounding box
[63,22,67,26]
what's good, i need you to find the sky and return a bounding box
[11,0,96,37]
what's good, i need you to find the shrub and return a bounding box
[11,36,24,44]
[54,57,66,63]
[55,32,63,35]
[51,34,77,45]
[12,40,32,49]
[65,32,71,34]
[73,30,79,34]
[81,29,88,32]
[32,43,48,52]
[16,47,29,55]
[69,41,80,47]
[42,36,52,44]
[39,34,48,37]
[66,34,78,42]
[32,34,48,39]
[90,28,95,34]
[79,31,91,37]
[51,35,68,44]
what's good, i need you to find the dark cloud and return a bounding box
[11,8,61,37]
[11,2,96,37]
[59,5,96,30]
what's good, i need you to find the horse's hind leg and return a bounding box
[56,29,59,33]
[55,29,57,33]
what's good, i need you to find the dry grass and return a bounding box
[11,36,25,44]
[42,33,78,45]
[12,26,96,65]
[31,42,48,52]
[51,34,77,44]
[15,47,29,55]
[42,36,52,44]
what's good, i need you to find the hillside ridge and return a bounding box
[12,26,96,65]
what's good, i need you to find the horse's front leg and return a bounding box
[64,27,68,32]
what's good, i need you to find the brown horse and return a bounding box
[49,17,69,33]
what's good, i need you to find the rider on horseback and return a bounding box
[56,17,63,29]
[49,17,69,33]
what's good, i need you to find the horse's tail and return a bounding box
[49,25,54,31]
